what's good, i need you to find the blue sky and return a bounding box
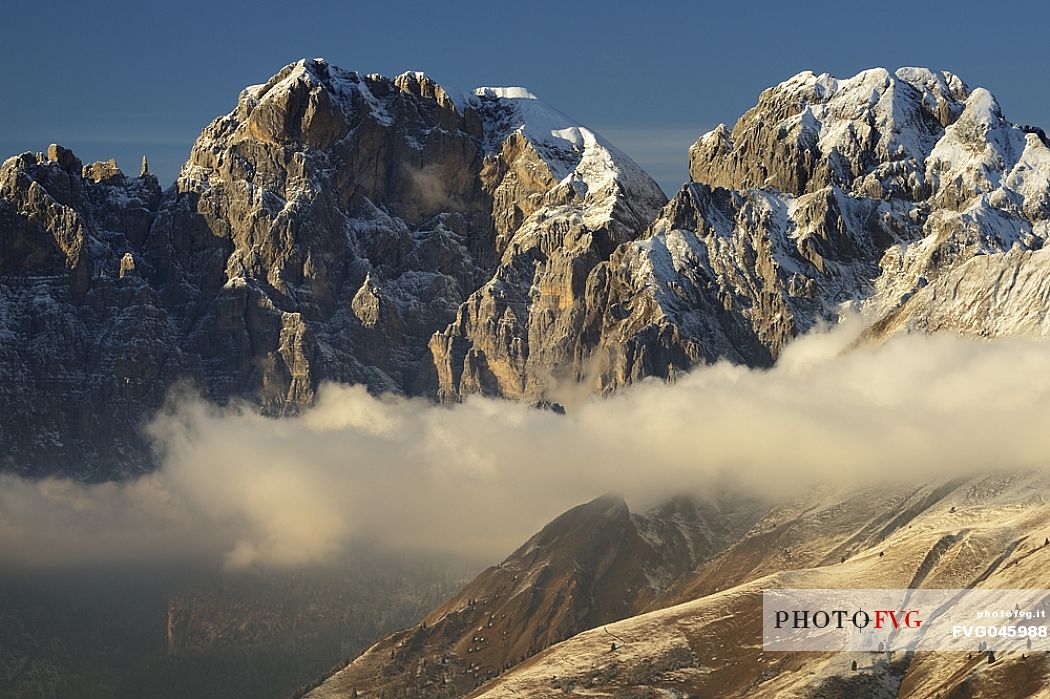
[2,0,1048,195]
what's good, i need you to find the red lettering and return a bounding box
[874,610,900,629]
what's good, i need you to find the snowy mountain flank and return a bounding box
[589,67,1050,388]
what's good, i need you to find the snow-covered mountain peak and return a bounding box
[468,85,589,156]
[895,66,969,101]
[200,60,664,214]
[925,85,1029,209]
[463,83,665,218]
[773,66,968,112]
[473,86,538,100]
[242,57,336,101]
[688,66,1025,203]
[395,69,431,83]
[957,86,1007,127]
[591,66,1050,392]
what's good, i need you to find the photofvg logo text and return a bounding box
[773,608,923,632]
[763,589,1050,652]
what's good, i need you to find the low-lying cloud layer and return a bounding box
[4,321,1050,569]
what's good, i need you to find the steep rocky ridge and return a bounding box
[305,494,762,698]
[0,146,167,477]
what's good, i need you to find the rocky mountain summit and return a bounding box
[0,59,665,478]
[2,63,1049,481]
[586,67,1050,389]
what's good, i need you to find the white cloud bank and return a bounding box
[4,322,1050,569]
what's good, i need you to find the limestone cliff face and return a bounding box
[0,147,169,477]
[0,60,664,478]
[428,98,667,400]
[159,62,500,407]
